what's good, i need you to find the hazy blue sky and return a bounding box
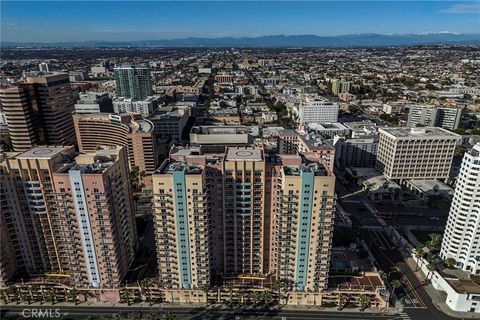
[1,1,479,42]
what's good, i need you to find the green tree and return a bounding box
[130,166,146,193]
[359,295,371,311]
[132,311,143,320]
[454,128,466,135]
[337,294,348,310]
[391,279,402,292]
[444,258,456,269]
[414,247,426,271]
[225,284,234,304]
[428,233,442,251]
[249,291,260,305]
[201,284,210,305]
[162,311,176,320]
[66,289,79,305]
[120,290,133,306]
[426,263,438,279]
[259,290,273,305]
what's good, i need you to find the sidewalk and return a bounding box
[2,300,400,315]
[405,257,479,319]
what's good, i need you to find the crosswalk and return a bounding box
[399,312,412,320]
[359,225,385,231]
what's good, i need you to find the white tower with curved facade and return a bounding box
[441,143,480,274]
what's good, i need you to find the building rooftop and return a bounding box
[157,160,202,175]
[299,133,335,150]
[226,147,263,162]
[407,179,453,194]
[380,127,461,139]
[191,125,253,135]
[15,146,72,159]
[284,162,328,176]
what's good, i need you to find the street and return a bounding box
[1,305,404,320]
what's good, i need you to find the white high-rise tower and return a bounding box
[441,143,480,274]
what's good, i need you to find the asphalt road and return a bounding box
[358,229,455,320]
[1,305,403,320]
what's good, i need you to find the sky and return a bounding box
[1,1,479,42]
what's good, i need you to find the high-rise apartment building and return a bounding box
[152,159,213,289]
[295,97,338,125]
[0,145,137,289]
[52,146,136,288]
[269,154,335,291]
[0,72,76,151]
[223,148,266,275]
[114,65,152,100]
[73,113,157,188]
[38,62,49,72]
[441,143,480,274]
[0,146,76,277]
[152,147,336,292]
[376,127,460,181]
[407,105,463,130]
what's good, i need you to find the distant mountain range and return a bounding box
[2,33,480,48]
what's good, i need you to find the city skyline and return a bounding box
[1,1,479,42]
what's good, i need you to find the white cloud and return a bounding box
[442,1,480,14]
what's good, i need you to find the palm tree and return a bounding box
[273,279,284,304]
[337,294,347,310]
[29,284,40,302]
[426,263,438,279]
[44,290,55,305]
[428,233,442,251]
[359,295,371,311]
[120,289,133,306]
[162,311,176,320]
[132,311,143,320]
[234,290,245,305]
[225,284,234,304]
[444,258,456,269]
[100,315,111,320]
[200,284,210,305]
[391,279,402,293]
[260,290,273,305]
[114,313,127,320]
[0,289,7,304]
[249,291,260,305]
[66,289,79,305]
[138,279,153,304]
[21,291,31,304]
[414,247,426,271]
[7,287,19,304]
[146,312,158,320]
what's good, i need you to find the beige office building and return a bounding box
[73,113,156,188]
[376,127,460,181]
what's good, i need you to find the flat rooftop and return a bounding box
[407,179,453,193]
[157,160,202,175]
[380,127,461,139]
[191,126,252,135]
[16,146,72,159]
[284,162,328,177]
[226,148,263,162]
